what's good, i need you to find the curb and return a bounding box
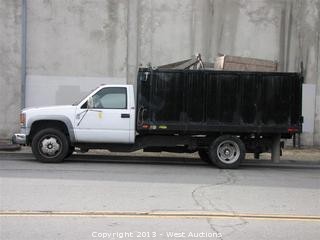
[0,144,21,151]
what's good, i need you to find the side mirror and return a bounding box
[87,96,94,109]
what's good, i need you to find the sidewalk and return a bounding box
[260,147,320,161]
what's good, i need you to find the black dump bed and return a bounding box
[136,68,303,136]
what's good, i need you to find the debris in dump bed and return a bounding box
[157,54,214,70]
[214,54,278,72]
[155,53,278,72]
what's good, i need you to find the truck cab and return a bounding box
[73,85,135,143]
[13,85,136,162]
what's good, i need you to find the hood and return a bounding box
[23,105,74,112]
[22,105,77,116]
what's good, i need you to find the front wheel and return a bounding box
[209,135,245,169]
[31,128,69,163]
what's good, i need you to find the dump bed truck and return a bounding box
[13,65,303,169]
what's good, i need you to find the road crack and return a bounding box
[191,170,248,239]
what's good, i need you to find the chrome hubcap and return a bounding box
[217,140,240,164]
[40,137,61,156]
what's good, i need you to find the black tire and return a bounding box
[198,149,213,164]
[209,135,245,169]
[66,146,75,158]
[31,128,69,163]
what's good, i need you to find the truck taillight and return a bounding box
[288,127,298,133]
[20,113,26,127]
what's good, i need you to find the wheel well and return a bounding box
[29,120,70,144]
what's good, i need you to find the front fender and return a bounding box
[27,115,76,143]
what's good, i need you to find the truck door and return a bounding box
[74,87,132,143]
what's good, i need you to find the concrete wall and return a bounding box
[0,0,21,139]
[1,0,319,145]
[26,0,127,106]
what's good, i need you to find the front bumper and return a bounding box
[12,133,27,145]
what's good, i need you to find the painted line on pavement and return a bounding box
[1,211,319,222]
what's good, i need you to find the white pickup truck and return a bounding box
[13,67,303,169]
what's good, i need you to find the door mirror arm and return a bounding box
[87,96,94,109]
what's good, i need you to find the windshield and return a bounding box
[72,87,99,106]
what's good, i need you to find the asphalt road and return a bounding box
[0,153,319,240]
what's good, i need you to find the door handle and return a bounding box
[121,113,130,118]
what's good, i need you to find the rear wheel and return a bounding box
[209,135,245,169]
[31,128,69,163]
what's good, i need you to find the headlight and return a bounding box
[20,113,26,127]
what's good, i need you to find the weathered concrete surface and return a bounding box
[27,0,127,77]
[26,0,127,107]
[25,75,125,107]
[0,0,319,145]
[0,0,21,139]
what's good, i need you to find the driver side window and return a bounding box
[91,87,127,109]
